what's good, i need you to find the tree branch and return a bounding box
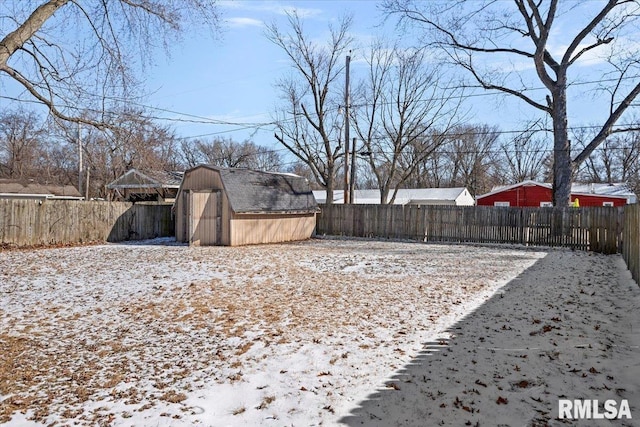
[459,54,551,113]
[573,80,640,165]
[0,64,107,129]
[562,0,619,66]
[0,0,69,65]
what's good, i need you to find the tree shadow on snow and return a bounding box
[339,252,640,427]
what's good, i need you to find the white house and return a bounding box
[313,188,475,206]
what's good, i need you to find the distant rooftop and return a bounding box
[0,179,81,198]
[106,169,184,189]
[313,188,473,205]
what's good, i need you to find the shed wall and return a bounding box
[229,213,316,246]
[175,191,187,242]
[174,168,232,245]
[189,191,220,246]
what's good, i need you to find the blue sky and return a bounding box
[144,1,388,148]
[140,0,632,151]
[2,1,634,154]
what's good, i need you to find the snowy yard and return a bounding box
[0,237,638,426]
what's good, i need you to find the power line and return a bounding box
[3,73,640,142]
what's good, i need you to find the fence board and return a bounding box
[623,204,640,284]
[0,199,173,248]
[317,204,624,254]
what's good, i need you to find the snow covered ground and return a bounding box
[0,237,637,426]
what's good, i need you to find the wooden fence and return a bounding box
[623,204,640,284]
[317,204,624,254]
[0,199,173,247]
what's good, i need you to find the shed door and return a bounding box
[189,191,220,246]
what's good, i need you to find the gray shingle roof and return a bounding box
[216,168,318,214]
[0,179,81,197]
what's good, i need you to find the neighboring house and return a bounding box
[313,188,475,206]
[174,165,319,246]
[106,169,183,202]
[476,180,636,207]
[0,179,82,200]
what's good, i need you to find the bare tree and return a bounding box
[37,137,77,185]
[53,109,180,198]
[0,1,220,128]
[352,41,462,204]
[266,11,353,204]
[615,132,640,192]
[384,0,640,206]
[286,161,323,189]
[179,137,282,170]
[0,108,46,179]
[443,125,501,197]
[574,127,616,183]
[575,127,640,191]
[501,123,550,183]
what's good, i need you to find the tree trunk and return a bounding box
[380,186,390,205]
[325,168,335,205]
[551,81,573,206]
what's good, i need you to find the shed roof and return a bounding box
[106,169,183,190]
[189,165,319,214]
[0,179,81,198]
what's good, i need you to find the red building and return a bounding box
[476,181,633,207]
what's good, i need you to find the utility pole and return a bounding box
[78,122,83,199]
[343,53,351,204]
[85,167,90,201]
[349,137,356,203]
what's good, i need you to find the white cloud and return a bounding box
[219,1,323,19]
[226,17,264,28]
[279,5,323,18]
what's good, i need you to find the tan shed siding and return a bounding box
[185,167,224,191]
[189,191,219,246]
[175,190,186,242]
[220,187,232,246]
[229,213,316,246]
[175,166,317,246]
[175,168,233,244]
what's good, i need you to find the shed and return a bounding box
[174,165,319,246]
[106,169,183,202]
[313,188,475,206]
[476,180,634,207]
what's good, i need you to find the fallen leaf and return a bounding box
[496,396,508,405]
